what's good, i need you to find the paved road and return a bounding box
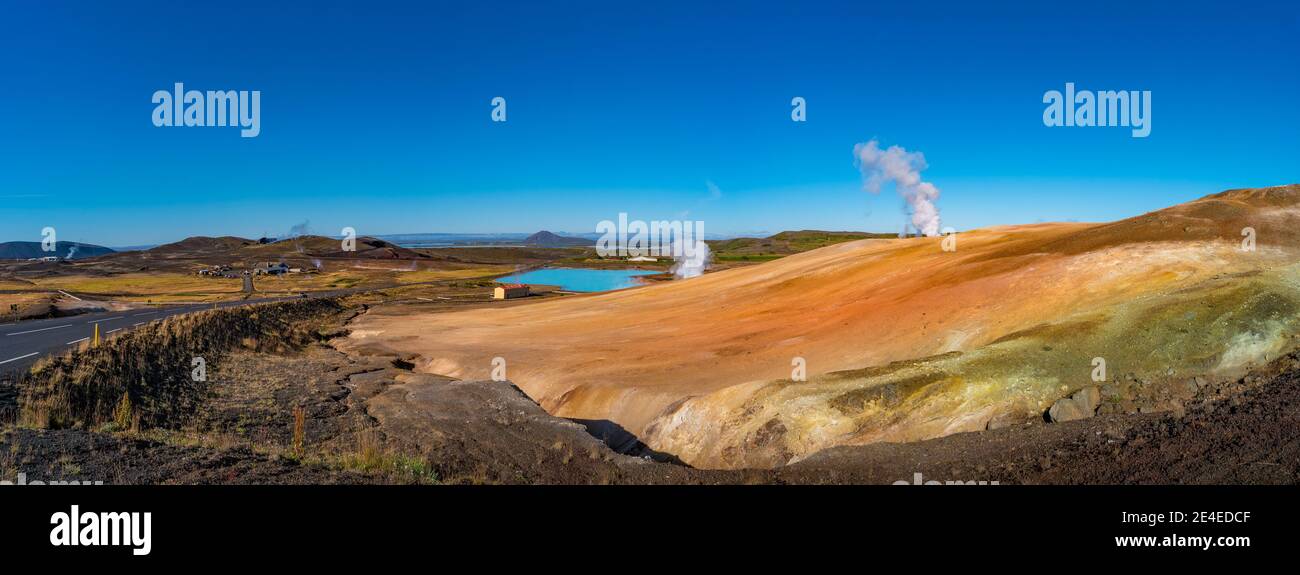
[0,295,310,376]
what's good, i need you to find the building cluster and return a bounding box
[197,262,312,278]
[196,264,235,277]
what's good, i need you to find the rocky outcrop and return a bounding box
[1048,386,1101,423]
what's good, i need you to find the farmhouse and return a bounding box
[493,284,530,300]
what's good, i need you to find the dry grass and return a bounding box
[112,391,138,433]
[27,273,244,302]
[0,279,38,290]
[0,292,56,319]
[333,430,438,484]
[247,266,512,294]
[17,298,345,430]
[137,425,439,484]
[11,266,513,303]
[291,406,305,459]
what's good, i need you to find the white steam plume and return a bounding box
[671,239,711,279]
[853,140,942,236]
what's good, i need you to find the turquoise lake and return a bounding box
[496,268,657,292]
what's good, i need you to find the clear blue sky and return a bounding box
[1,0,1297,246]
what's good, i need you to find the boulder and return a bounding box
[1048,386,1101,423]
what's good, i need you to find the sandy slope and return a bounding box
[339,185,1300,468]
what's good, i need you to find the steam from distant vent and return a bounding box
[854,140,942,236]
[288,220,311,237]
[288,220,311,252]
[671,239,711,279]
[65,245,79,259]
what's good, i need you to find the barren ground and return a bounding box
[337,186,1300,468]
[3,302,1300,485]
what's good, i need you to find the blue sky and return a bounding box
[1,0,1297,246]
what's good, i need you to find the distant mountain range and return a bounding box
[0,241,115,260]
[370,230,739,247]
[3,230,790,255]
[522,230,594,247]
[370,232,533,247]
